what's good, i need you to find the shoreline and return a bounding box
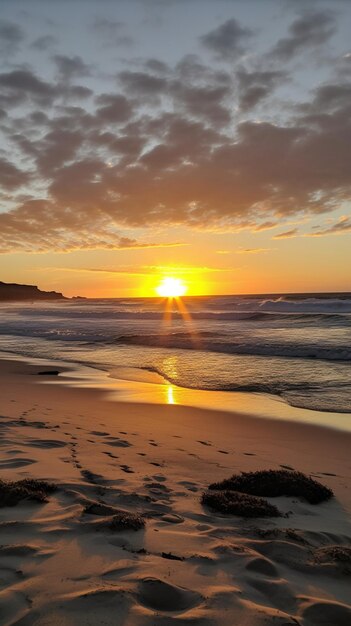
[1,352,351,506]
[1,353,351,624]
[2,349,351,433]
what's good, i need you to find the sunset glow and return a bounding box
[156,277,187,298]
[0,0,350,300]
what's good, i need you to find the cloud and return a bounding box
[236,69,287,111]
[273,228,298,239]
[0,196,185,253]
[118,70,168,104]
[1,6,350,255]
[270,10,336,60]
[95,93,134,123]
[306,215,351,236]
[0,70,56,107]
[31,35,57,51]
[200,18,252,60]
[302,83,351,113]
[253,221,278,231]
[0,19,24,56]
[53,55,92,81]
[0,157,29,190]
[171,82,231,126]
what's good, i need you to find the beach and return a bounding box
[1,355,350,626]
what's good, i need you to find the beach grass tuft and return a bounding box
[209,469,333,504]
[202,489,281,517]
[0,478,57,507]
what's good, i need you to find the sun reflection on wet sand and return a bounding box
[167,385,175,404]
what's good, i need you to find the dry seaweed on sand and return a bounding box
[107,511,145,531]
[209,469,333,504]
[202,489,281,517]
[0,478,57,507]
[312,546,351,564]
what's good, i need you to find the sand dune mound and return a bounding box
[301,599,351,625]
[209,469,333,504]
[137,577,203,612]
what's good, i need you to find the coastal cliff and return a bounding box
[0,281,66,301]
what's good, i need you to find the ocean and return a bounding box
[0,293,350,415]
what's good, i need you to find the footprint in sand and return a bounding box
[80,469,106,485]
[0,458,36,468]
[178,480,198,492]
[152,474,166,482]
[197,440,212,446]
[24,439,66,449]
[103,451,119,459]
[106,438,131,448]
[120,464,134,474]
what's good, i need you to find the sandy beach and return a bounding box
[0,355,350,626]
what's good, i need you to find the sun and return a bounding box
[156,277,187,298]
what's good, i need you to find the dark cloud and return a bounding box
[0,69,56,107]
[270,10,336,60]
[31,35,57,51]
[236,69,287,111]
[0,157,29,190]
[53,55,92,81]
[64,85,93,100]
[118,70,168,103]
[96,93,134,123]
[303,83,351,113]
[171,82,231,126]
[176,54,229,85]
[0,19,24,56]
[144,58,169,74]
[200,18,252,60]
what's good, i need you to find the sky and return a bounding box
[0,0,350,297]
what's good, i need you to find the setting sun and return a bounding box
[156,277,187,298]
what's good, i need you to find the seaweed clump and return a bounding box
[0,478,56,507]
[106,511,145,531]
[313,546,351,565]
[209,470,333,504]
[201,489,281,518]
